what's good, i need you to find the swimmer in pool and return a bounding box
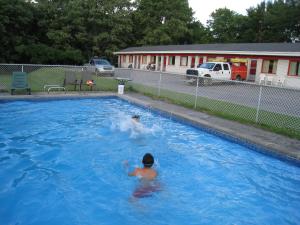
[125,153,157,180]
[131,115,140,123]
[124,153,160,198]
[130,115,144,133]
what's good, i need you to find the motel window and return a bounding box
[180,56,188,66]
[262,60,277,74]
[289,61,300,76]
[169,56,176,65]
[129,55,133,63]
[142,56,147,64]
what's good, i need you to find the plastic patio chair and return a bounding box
[258,73,266,85]
[272,76,285,87]
[63,71,79,91]
[265,75,273,85]
[80,70,96,91]
[11,72,31,95]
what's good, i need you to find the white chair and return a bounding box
[265,75,273,85]
[272,76,285,87]
[259,73,266,85]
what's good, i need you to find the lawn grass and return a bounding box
[129,83,300,140]
[0,74,10,92]
[0,68,119,92]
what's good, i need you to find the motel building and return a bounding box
[115,43,300,89]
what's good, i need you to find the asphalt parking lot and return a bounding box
[120,69,300,117]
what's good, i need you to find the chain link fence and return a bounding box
[116,68,300,138]
[0,64,300,138]
[0,64,119,93]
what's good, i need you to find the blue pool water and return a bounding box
[0,97,299,225]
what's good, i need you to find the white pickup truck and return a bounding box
[186,62,247,82]
[84,58,115,76]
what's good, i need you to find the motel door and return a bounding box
[163,57,167,71]
[198,57,203,67]
[249,60,257,81]
[191,57,195,68]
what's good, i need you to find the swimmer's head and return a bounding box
[132,115,140,122]
[142,153,154,168]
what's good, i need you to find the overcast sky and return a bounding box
[188,0,264,25]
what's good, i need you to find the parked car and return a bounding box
[84,58,115,76]
[186,62,247,83]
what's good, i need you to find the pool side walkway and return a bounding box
[0,92,300,162]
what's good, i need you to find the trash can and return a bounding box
[118,84,124,94]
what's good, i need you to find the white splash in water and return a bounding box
[110,112,162,138]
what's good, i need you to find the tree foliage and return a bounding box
[207,8,248,43]
[132,0,193,45]
[0,0,299,64]
[207,0,300,43]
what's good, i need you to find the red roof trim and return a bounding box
[120,53,300,61]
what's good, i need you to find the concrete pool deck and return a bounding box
[0,91,300,162]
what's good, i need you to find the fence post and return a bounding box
[255,85,263,123]
[194,77,199,109]
[158,73,162,97]
[21,64,24,72]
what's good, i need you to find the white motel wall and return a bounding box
[115,43,300,89]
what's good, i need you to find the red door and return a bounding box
[249,59,257,81]
[198,57,203,66]
[191,57,195,68]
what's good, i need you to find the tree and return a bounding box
[23,0,134,64]
[241,2,267,43]
[244,0,300,43]
[132,0,194,45]
[86,0,134,62]
[0,0,37,63]
[207,8,248,43]
[186,21,213,44]
[1,0,299,64]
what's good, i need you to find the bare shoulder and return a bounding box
[153,169,158,177]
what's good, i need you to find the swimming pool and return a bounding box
[0,97,299,225]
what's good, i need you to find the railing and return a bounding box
[115,68,300,138]
[0,64,119,92]
[0,64,300,138]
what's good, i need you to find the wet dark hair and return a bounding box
[142,153,154,168]
[132,115,140,119]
